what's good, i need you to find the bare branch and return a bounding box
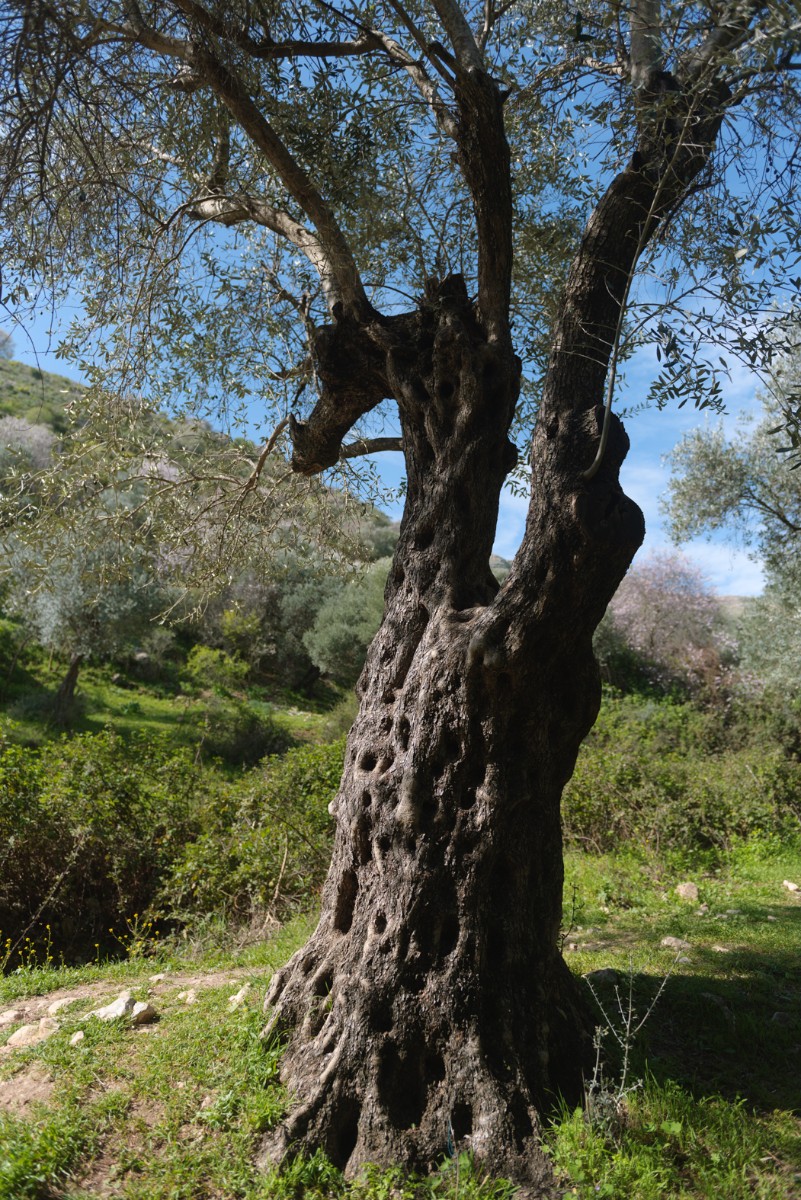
[186,193,341,308]
[340,436,403,460]
[242,416,290,495]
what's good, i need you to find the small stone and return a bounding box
[131,1001,158,1026]
[677,955,692,963]
[149,972,166,983]
[0,1009,24,1027]
[70,1030,85,1046]
[772,1011,793,1027]
[696,904,709,915]
[86,991,136,1022]
[177,988,197,1005]
[583,968,620,985]
[725,908,742,915]
[47,997,76,1016]
[661,936,691,951]
[227,984,251,1011]
[565,942,579,952]
[675,882,699,902]
[7,1018,60,1048]
[711,945,730,953]
[783,880,799,893]
[767,915,777,922]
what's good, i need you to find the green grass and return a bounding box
[0,647,339,754]
[1,851,799,1199]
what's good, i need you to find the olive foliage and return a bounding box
[0,0,799,572]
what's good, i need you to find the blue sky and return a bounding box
[7,306,765,597]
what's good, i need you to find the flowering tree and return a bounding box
[600,550,736,697]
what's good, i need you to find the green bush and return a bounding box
[0,728,218,960]
[563,693,801,856]
[181,644,249,694]
[199,700,294,766]
[163,738,344,926]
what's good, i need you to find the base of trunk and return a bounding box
[259,909,592,1191]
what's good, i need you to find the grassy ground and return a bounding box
[0,656,335,751]
[1,849,799,1200]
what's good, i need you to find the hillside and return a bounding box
[0,357,84,432]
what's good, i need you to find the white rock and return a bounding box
[782,880,799,892]
[149,972,166,983]
[227,984,251,1011]
[711,945,730,953]
[0,1009,24,1027]
[661,936,691,951]
[7,1017,60,1048]
[86,991,136,1022]
[177,989,197,1005]
[131,1001,158,1025]
[70,1030,85,1046]
[675,882,699,902]
[47,997,76,1016]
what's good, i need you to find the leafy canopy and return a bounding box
[0,0,800,577]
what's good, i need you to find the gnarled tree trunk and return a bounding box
[262,277,643,1187]
[261,32,726,1189]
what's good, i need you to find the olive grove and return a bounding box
[1,0,800,1187]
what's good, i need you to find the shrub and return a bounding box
[0,728,217,960]
[162,739,344,926]
[199,700,294,766]
[181,644,250,694]
[563,694,801,856]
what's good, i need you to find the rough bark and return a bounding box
[259,47,726,1192]
[260,277,643,1189]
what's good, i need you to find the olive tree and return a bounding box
[667,349,801,691]
[2,0,800,1185]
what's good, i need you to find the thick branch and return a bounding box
[630,0,663,92]
[340,436,403,460]
[430,0,484,72]
[368,26,458,138]
[453,72,513,343]
[288,315,392,475]
[171,0,371,318]
[679,0,767,85]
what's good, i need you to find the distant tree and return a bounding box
[5,504,169,723]
[598,551,737,699]
[0,329,14,359]
[304,559,389,688]
[667,352,801,691]
[667,362,801,589]
[0,416,56,474]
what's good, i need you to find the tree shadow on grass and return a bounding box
[587,907,801,1114]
